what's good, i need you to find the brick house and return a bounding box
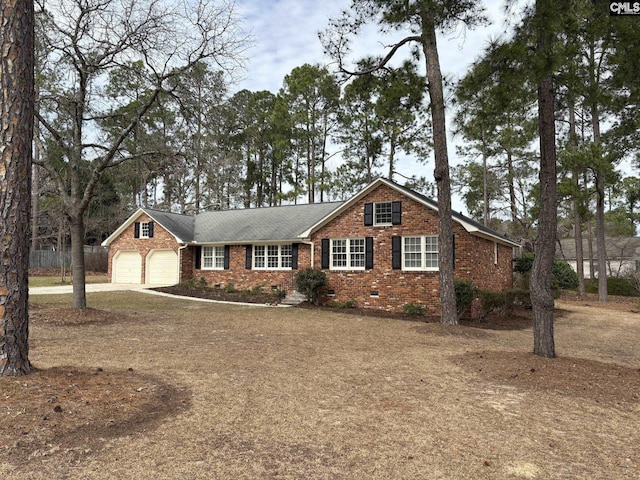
[102,178,519,314]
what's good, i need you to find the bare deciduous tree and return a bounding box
[34,0,250,309]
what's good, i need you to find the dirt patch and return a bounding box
[453,351,640,407]
[29,304,123,326]
[0,366,190,468]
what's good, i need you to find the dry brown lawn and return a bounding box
[1,291,639,479]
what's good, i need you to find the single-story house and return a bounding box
[556,237,640,278]
[102,178,520,314]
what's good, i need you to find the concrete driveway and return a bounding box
[29,283,158,295]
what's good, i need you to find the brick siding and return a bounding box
[107,213,179,283]
[309,184,514,315]
[107,184,515,313]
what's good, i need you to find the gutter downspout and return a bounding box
[300,240,315,268]
[178,244,189,284]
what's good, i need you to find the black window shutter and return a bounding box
[291,244,299,270]
[134,222,140,238]
[321,238,330,269]
[364,203,373,226]
[391,201,402,225]
[365,237,374,270]
[452,234,455,270]
[195,246,202,269]
[148,221,154,238]
[224,245,230,270]
[245,245,252,269]
[392,236,402,270]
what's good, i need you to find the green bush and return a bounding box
[402,302,426,316]
[250,284,264,295]
[326,299,358,309]
[505,288,532,309]
[181,277,208,289]
[585,277,638,296]
[513,253,578,290]
[295,268,327,304]
[222,283,238,294]
[454,280,475,316]
[477,290,507,319]
[552,259,579,290]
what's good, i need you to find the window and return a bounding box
[374,202,393,225]
[403,236,439,271]
[253,244,292,270]
[202,246,225,270]
[331,238,365,270]
[140,222,150,238]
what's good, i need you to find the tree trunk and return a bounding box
[0,0,34,376]
[481,127,489,226]
[421,12,457,326]
[506,150,518,225]
[568,100,585,296]
[530,0,557,358]
[69,215,87,310]
[595,171,607,301]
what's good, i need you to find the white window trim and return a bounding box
[373,201,393,226]
[330,238,366,271]
[494,242,498,265]
[253,244,293,271]
[201,246,225,270]
[140,222,150,239]
[402,235,439,272]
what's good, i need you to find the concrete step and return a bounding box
[281,290,307,305]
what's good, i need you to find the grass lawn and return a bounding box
[1,291,638,479]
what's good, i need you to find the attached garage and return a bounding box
[146,249,178,285]
[113,251,142,284]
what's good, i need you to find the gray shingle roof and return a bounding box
[193,202,344,243]
[557,237,640,260]
[142,208,195,243]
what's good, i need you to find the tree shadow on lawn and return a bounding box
[0,366,191,469]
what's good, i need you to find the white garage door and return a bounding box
[113,251,142,284]
[146,249,178,285]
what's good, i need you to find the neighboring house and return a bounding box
[102,178,519,314]
[556,237,640,278]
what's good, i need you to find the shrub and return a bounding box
[327,299,358,309]
[505,288,532,309]
[250,284,264,295]
[402,302,426,316]
[222,283,238,294]
[513,253,578,291]
[454,280,475,316]
[477,290,507,319]
[553,259,579,290]
[295,268,327,304]
[586,277,638,297]
[181,277,208,289]
[271,286,287,299]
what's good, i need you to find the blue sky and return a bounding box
[234,0,513,209]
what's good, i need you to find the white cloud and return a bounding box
[234,0,514,211]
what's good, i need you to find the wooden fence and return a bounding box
[29,246,108,271]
